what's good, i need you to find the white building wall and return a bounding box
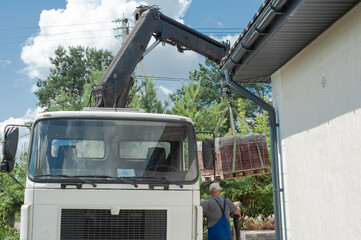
[272,3,361,240]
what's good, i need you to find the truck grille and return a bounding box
[61,209,167,240]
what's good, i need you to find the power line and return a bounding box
[0,32,241,45]
[205,34,241,36]
[39,21,113,28]
[0,20,114,32]
[198,31,243,33]
[194,28,244,30]
[0,31,241,45]
[0,20,243,32]
[0,35,116,45]
[135,75,198,82]
[0,14,244,45]
[0,28,116,40]
[0,31,239,41]
[19,133,30,139]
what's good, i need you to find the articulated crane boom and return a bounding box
[91,5,230,108]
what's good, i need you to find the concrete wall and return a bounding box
[272,3,361,240]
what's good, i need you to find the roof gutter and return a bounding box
[225,74,285,240]
[218,0,290,80]
[217,1,294,240]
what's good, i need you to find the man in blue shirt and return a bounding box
[201,182,240,240]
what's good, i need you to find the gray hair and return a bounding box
[209,182,221,191]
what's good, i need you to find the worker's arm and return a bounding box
[200,200,209,213]
[227,199,240,215]
[234,206,241,215]
[233,201,241,215]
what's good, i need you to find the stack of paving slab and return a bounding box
[198,134,271,181]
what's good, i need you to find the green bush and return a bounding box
[200,175,274,229]
[0,219,19,240]
[0,151,27,240]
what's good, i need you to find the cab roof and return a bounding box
[35,109,194,124]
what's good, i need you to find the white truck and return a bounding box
[1,5,230,240]
[21,110,204,239]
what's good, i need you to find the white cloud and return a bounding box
[136,41,203,79]
[20,0,194,80]
[146,0,191,22]
[0,107,44,158]
[23,107,45,121]
[0,107,44,134]
[157,85,172,102]
[158,86,172,96]
[0,59,11,67]
[30,84,39,93]
[210,34,239,47]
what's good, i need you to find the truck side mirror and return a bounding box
[1,126,19,173]
[202,139,215,170]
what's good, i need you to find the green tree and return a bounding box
[170,78,227,139]
[129,77,167,113]
[35,45,113,111]
[170,59,271,120]
[0,150,27,239]
[218,175,273,223]
[48,66,107,111]
[171,59,224,107]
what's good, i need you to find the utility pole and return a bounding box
[114,14,148,77]
[121,17,129,44]
[113,14,129,45]
[113,14,149,106]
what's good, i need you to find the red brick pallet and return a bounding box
[198,134,270,180]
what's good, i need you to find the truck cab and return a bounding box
[19,109,203,240]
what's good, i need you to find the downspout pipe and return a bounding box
[225,73,283,240]
[218,0,288,79]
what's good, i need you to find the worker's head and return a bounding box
[209,182,221,197]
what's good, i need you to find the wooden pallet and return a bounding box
[201,167,271,182]
[202,175,222,182]
[222,167,271,179]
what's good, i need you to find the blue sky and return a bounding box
[0,0,263,126]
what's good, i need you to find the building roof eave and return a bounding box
[218,0,361,83]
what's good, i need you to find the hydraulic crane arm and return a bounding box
[91,5,230,108]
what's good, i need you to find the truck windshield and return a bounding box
[28,118,198,184]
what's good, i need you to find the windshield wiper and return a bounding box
[138,176,183,189]
[78,175,139,188]
[33,174,97,188]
